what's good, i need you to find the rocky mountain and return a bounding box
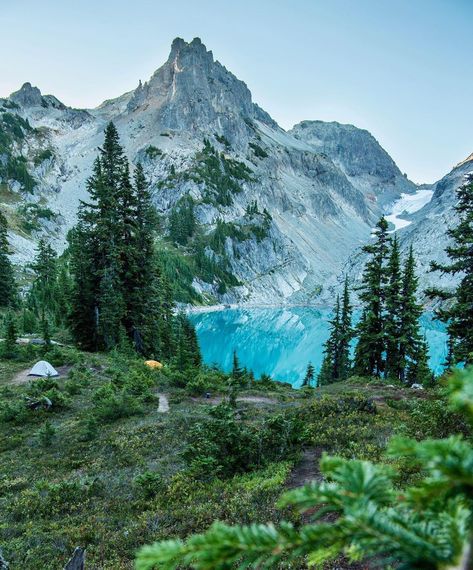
[337,154,471,304]
[397,154,472,294]
[0,36,453,305]
[290,120,415,204]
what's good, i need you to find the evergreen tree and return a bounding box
[353,217,390,377]
[0,210,17,308]
[68,222,99,350]
[338,276,353,381]
[29,239,59,322]
[406,335,433,386]
[21,307,37,334]
[231,350,244,385]
[41,317,52,347]
[55,264,72,326]
[68,124,171,355]
[384,234,403,381]
[183,317,201,368]
[318,295,344,385]
[429,173,473,364]
[158,272,176,360]
[3,311,17,358]
[125,163,162,355]
[97,265,125,350]
[169,196,196,246]
[174,313,202,371]
[301,362,315,387]
[400,246,432,384]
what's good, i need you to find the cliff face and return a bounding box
[397,155,473,294]
[1,37,450,305]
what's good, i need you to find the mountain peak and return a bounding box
[166,36,214,69]
[123,36,270,140]
[10,82,43,107]
[169,37,208,57]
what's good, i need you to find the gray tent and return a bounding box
[28,360,59,377]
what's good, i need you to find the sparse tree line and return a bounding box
[305,173,473,387]
[315,223,432,387]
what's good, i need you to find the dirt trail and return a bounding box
[157,393,169,413]
[192,395,278,405]
[286,448,323,490]
[286,450,369,569]
[10,365,72,386]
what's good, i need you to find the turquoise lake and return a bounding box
[189,307,448,387]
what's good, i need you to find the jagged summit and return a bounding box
[113,37,276,143]
[10,82,44,107]
[169,36,212,61]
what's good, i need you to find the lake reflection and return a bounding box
[190,307,448,387]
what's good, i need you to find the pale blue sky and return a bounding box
[1,0,471,183]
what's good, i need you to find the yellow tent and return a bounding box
[145,360,163,369]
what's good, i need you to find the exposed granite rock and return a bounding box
[10,82,43,107]
[290,120,416,206]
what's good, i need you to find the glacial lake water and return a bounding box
[189,307,448,387]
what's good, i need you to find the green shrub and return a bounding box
[17,203,55,232]
[27,376,59,397]
[124,370,155,400]
[10,478,100,520]
[184,404,302,479]
[0,400,28,424]
[92,383,143,422]
[77,415,99,441]
[41,346,81,367]
[33,148,54,166]
[298,395,384,459]
[185,370,226,396]
[134,471,165,499]
[145,145,163,159]
[215,134,230,148]
[402,396,469,440]
[37,420,56,446]
[248,142,268,158]
[42,388,70,410]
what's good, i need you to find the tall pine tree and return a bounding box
[429,173,473,364]
[68,124,159,353]
[318,295,341,386]
[0,210,17,308]
[29,239,59,322]
[338,276,353,381]
[384,234,403,380]
[400,245,432,384]
[302,362,315,387]
[318,278,353,385]
[353,217,390,378]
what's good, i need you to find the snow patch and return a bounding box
[386,188,434,231]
